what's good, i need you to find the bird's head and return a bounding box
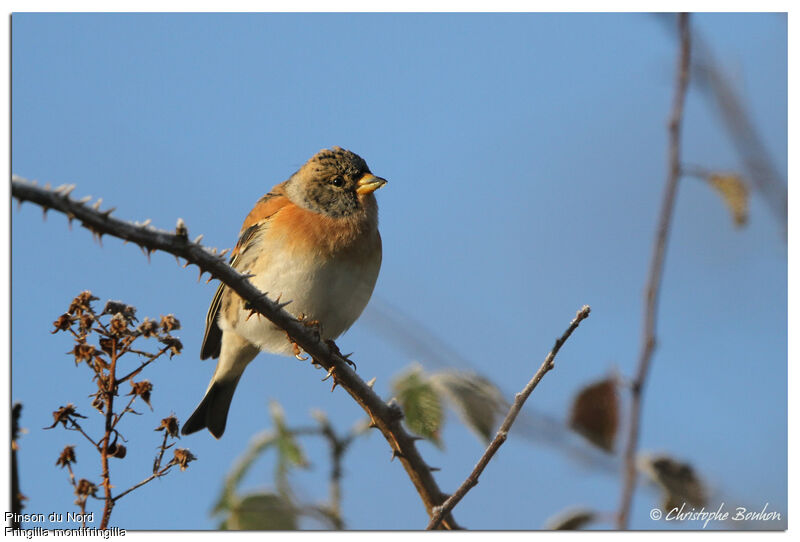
[287,146,387,218]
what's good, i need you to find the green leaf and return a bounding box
[225,493,297,530]
[269,401,309,470]
[430,370,504,443]
[546,508,597,530]
[391,365,444,447]
[212,431,278,514]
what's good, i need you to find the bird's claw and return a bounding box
[325,339,356,370]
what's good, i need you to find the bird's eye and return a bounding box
[331,177,345,187]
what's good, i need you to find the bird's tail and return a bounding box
[181,375,243,439]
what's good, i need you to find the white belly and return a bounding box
[221,248,380,356]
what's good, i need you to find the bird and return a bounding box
[182,147,387,438]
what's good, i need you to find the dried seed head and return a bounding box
[75,479,98,498]
[137,317,158,338]
[48,404,85,428]
[159,336,183,358]
[173,448,196,471]
[56,445,76,467]
[72,343,96,365]
[52,314,73,333]
[91,394,106,413]
[101,301,137,322]
[129,380,153,408]
[109,312,129,336]
[98,337,116,355]
[68,291,98,316]
[155,415,180,438]
[160,314,181,332]
[78,312,95,333]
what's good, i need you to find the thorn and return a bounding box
[43,182,50,190]
[101,207,115,218]
[205,275,214,284]
[78,195,92,204]
[61,184,76,198]
[175,218,188,238]
[366,377,376,389]
[409,436,424,442]
[330,379,338,392]
[197,269,204,282]
[92,198,103,210]
[276,300,292,310]
[193,234,204,244]
[428,466,441,472]
[142,218,152,227]
[219,248,230,258]
[145,248,152,263]
[182,260,190,268]
[391,449,404,462]
[42,208,48,220]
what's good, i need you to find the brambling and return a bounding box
[182,147,387,438]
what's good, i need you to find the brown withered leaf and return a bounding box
[707,173,749,227]
[569,377,619,452]
[56,445,76,468]
[108,443,127,459]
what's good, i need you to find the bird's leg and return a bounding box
[284,331,308,361]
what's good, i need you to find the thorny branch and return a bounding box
[11,176,460,529]
[427,305,592,530]
[616,12,691,529]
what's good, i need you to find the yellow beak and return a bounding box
[356,174,388,195]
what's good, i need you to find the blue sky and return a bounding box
[10,13,787,530]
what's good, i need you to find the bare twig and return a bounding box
[616,13,691,529]
[11,177,460,529]
[653,13,786,237]
[11,403,23,529]
[113,461,176,502]
[427,305,592,530]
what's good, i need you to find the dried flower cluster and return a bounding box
[48,291,194,529]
